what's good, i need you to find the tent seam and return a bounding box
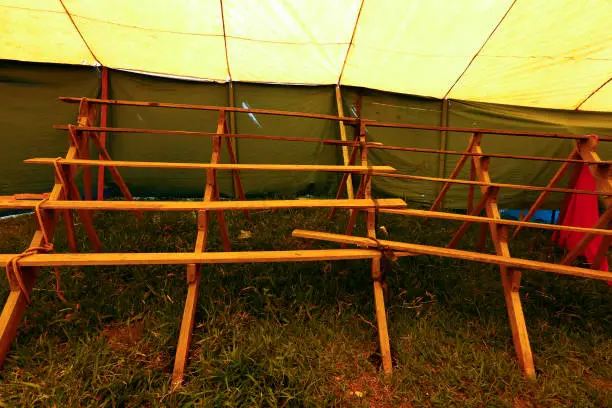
[58,0,100,65]
[442,0,518,100]
[575,77,611,111]
[44,12,354,46]
[220,0,232,81]
[337,0,365,85]
[38,11,357,46]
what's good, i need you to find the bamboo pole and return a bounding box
[291,230,612,281]
[437,99,449,205]
[0,249,382,268]
[58,97,612,142]
[0,121,92,366]
[470,142,535,379]
[429,133,479,212]
[364,120,612,142]
[335,85,354,200]
[173,110,230,385]
[370,171,610,197]
[513,146,579,238]
[0,198,408,212]
[59,97,359,123]
[97,67,109,200]
[380,207,612,236]
[26,158,396,174]
[53,125,611,165]
[359,120,393,375]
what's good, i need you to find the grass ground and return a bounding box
[0,206,610,407]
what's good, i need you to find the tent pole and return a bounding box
[329,92,362,219]
[336,85,354,199]
[437,98,449,208]
[97,67,109,200]
[227,81,247,215]
[228,82,237,136]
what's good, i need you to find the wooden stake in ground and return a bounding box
[172,110,232,385]
[0,122,89,367]
[469,140,536,379]
[359,121,393,374]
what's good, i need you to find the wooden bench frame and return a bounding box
[0,97,406,386]
[327,123,611,379]
[1,96,610,385]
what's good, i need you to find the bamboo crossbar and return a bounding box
[0,249,382,267]
[59,97,611,142]
[59,97,359,124]
[53,125,610,165]
[371,171,611,197]
[0,198,407,211]
[291,230,612,281]
[368,144,610,165]
[380,208,612,236]
[363,120,612,142]
[54,125,358,147]
[25,158,395,174]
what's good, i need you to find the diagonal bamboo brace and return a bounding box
[429,132,480,212]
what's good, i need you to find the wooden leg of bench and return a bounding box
[591,233,612,270]
[172,264,202,386]
[500,268,535,379]
[224,138,249,220]
[472,147,535,379]
[63,209,78,252]
[341,176,367,247]
[477,223,488,251]
[64,169,103,252]
[214,184,232,252]
[0,267,38,367]
[429,133,479,213]
[372,257,392,374]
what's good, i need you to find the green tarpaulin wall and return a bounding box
[2,60,611,208]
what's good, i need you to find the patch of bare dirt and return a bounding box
[102,321,145,349]
[334,371,410,408]
[331,341,411,407]
[101,321,167,370]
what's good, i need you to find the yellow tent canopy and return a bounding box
[1,0,611,111]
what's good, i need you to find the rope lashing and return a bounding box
[368,237,398,261]
[370,205,397,280]
[5,193,67,304]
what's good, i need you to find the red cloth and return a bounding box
[555,165,609,274]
